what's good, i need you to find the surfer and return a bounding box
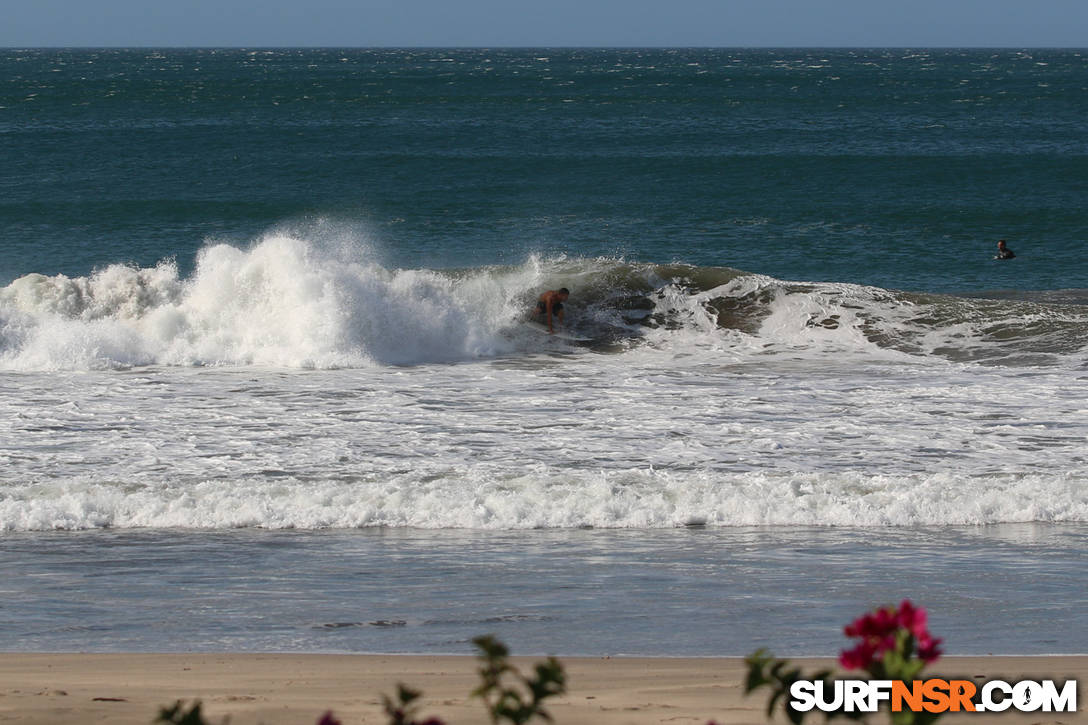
[995,239,1016,260]
[533,288,569,333]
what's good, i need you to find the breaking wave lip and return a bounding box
[0,234,540,370]
[2,470,1085,533]
[2,232,1087,371]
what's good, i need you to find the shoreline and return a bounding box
[2,653,1084,725]
[7,649,1088,658]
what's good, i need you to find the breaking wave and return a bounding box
[4,469,1085,532]
[3,233,1088,370]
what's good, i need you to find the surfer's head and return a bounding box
[558,288,570,300]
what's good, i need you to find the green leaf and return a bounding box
[156,701,214,725]
[470,637,567,725]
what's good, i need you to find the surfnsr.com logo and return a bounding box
[789,678,1077,714]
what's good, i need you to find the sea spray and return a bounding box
[0,235,546,369]
[4,237,1088,371]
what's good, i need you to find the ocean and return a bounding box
[1,48,1086,656]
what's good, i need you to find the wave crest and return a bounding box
[1,236,539,369]
[4,469,1084,532]
[4,235,1088,370]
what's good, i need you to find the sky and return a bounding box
[3,0,1087,48]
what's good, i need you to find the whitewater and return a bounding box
[5,46,1088,657]
[3,233,1087,533]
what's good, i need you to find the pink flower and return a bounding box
[872,607,897,634]
[846,607,902,640]
[845,613,878,638]
[840,644,871,670]
[840,638,883,670]
[841,601,942,669]
[917,634,943,663]
[896,600,929,638]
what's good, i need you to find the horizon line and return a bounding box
[3,44,1087,51]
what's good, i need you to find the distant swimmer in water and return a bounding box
[533,288,569,333]
[995,239,1016,260]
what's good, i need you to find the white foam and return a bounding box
[3,469,1085,532]
[5,238,1087,371]
[0,235,553,370]
[3,344,1087,532]
[4,242,1088,533]
[646,273,1088,367]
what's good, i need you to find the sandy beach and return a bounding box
[0,653,1083,725]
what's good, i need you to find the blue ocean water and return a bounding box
[2,48,1087,656]
[3,48,1086,291]
[3,525,1085,656]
